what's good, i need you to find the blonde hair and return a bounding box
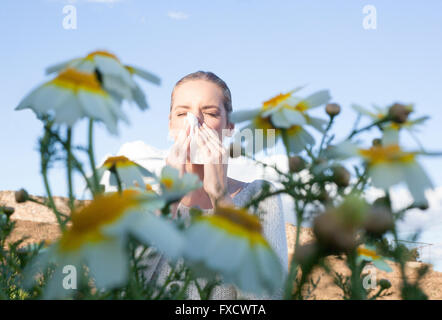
[170,71,233,121]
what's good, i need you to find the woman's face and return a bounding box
[169,79,234,140]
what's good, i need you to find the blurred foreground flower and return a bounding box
[97,155,154,192]
[357,244,393,272]
[24,190,183,299]
[15,68,128,134]
[313,195,369,253]
[229,87,330,154]
[331,131,434,205]
[156,166,202,203]
[183,204,285,296]
[46,50,161,110]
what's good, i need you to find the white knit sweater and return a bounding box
[143,179,289,300]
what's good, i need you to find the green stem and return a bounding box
[347,118,390,140]
[66,127,75,211]
[51,131,95,195]
[318,116,334,158]
[348,250,364,300]
[40,121,66,231]
[42,162,66,231]
[88,120,100,196]
[114,170,123,195]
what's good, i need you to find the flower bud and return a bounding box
[313,212,358,254]
[289,156,306,173]
[294,242,320,266]
[1,206,15,218]
[388,103,411,124]
[317,189,330,203]
[325,103,341,117]
[332,165,350,188]
[364,206,394,235]
[379,279,392,290]
[15,188,29,203]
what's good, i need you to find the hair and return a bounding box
[170,71,233,122]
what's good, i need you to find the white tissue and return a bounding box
[186,112,199,137]
[186,112,206,164]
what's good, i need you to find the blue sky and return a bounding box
[1,0,442,269]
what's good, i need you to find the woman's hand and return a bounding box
[196,123,233,206]
[165,122,192,177]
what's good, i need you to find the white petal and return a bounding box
[229,109,261,123]
[369,163,404,189]
[105,97,129,124]
[208,233,248,274]
[270,110,292,129]
[235,249,264,295]
[116,165,145,188]
[45,58,76,75]
[94,55,135,88]
[403,162,434,205]
[129,212,184,260]
[184,223,211,260]
[53,95,84,126]
[255,245,284,293]
[351,104,378,119]
[329,140,360,159]
[84,238,128,290]
[304,90,331,109]
[282,108,306,126]
[308,116,328,133]
[382,128,399,146]
[71,59,96,73]
[102,74,133,100]
[131,83,148,110]
[129,66,161,85]
[78,91,119,135]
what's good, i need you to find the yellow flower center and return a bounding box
[196,204,268,246]
[262,91,294,110]
[86,50,120,62]
[51,68,105,94]
[293,101,309,112]
[125,65,135,74]
[59,190,141,252]
[286,125,302,136]
[357,246,380,260]
[103,156,136,169]
[215,205,263,233]
[358,144,415,165]
[161,177,174,189]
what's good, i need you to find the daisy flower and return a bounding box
[96,155,154,192]
[357,244,393,272]
[183,204,285,296]
[156,165,202,203]
[46,50,161,110]
[229,87,330,155]
[24,190,183,299]
[15,68,128,134]
[331,131,434,206]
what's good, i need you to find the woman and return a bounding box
[147,71,289,299]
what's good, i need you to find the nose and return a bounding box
[195,111,204,126]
